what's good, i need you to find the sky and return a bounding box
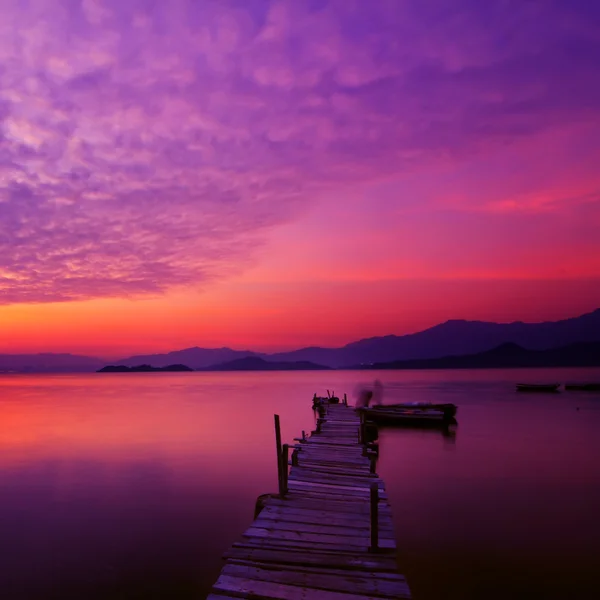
[1,0,600,357]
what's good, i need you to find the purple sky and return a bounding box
[1,0,600,352]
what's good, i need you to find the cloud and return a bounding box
[1,0,599,303]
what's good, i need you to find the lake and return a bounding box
[1,369,599,600]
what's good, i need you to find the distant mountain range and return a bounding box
[111,308,600,369]
[2,308,600,372]
[0,353,104,373]
[367,341,600,370]
[112,347,256,369]
[198,357,331,371]
[98,364,194,373]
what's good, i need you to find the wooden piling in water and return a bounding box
[370,482,379,552]
[274,414,283,495]
[281,444,289,496]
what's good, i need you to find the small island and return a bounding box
[97,364,194,372]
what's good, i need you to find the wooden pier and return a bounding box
[206,395,412,599]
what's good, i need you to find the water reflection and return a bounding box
[1,369,599,600]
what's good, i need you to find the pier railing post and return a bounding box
[281,444,289,496]
[359,411,365,444]
[370,482,379,552]
[369,452,376,474]
[274,414,283,495]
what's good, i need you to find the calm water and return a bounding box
[1,369,599,600]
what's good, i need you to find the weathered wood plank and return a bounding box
[286,481,389,499]
[220,564,411,598]
[254,514,395,535]
[233,538,374,554]
[223,546,399,572]
[243,526,397,548]
[226,560,406,582]
[213,574,405,600]
[290,463,373,476]
[250,520,396,540]
[263,497,393,516]
[259,507,393,525]
[288,473,384,487]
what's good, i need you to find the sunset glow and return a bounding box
[1,0,600,356]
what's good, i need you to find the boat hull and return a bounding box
[565,383,600,391]
[359,403,458,427]
[516,384,560,392]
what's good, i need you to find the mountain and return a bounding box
[201,356,331,371]
[266,309,600,367]
[112,347,260,369]
[98,364,194,372]
[367,341,600,370]
[0,353,105,373]
[5,309,600,372]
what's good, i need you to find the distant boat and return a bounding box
[565,383,600,391]
[358,402,457,427]
[516,383,560,392]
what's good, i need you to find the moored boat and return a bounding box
[516,383,560,392]
[358,402,458,427]
[565,383,600,391]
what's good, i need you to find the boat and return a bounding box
[358,402,458,427]
[516,383,560,392]
[565,383,600,391]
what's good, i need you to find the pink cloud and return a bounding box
[0,0,599,304]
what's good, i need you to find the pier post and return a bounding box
[274,414,283,494]
[281,444,289,496]
[369,452,376,474]
[343,393,347,406]
[359,411,366,444]
[291,448,299,466]
[370,482,379,552]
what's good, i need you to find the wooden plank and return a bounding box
[255,511,395,532]
[220,564,411,598]
[259,504,393,522]
[259,506,394,527]
[227,560,406,582]
[287,479,384,492]
[294,461,369,469]
[290,463,373,475]
[244,526,397,548]
[224,547,399,572]
[287,481,389,499]
[213,574,405,600]
[251,519,396,539]
[233,538,374,554]
[263,497,393,516]
[287,479,386,492]
[288,473,384,487]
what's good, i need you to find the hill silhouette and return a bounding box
[4,308,600,372]
[98,364,194,373]
[367,341,600,369]
[0,353,104,373]
[268,309,600,367]
[200,356,331,371]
